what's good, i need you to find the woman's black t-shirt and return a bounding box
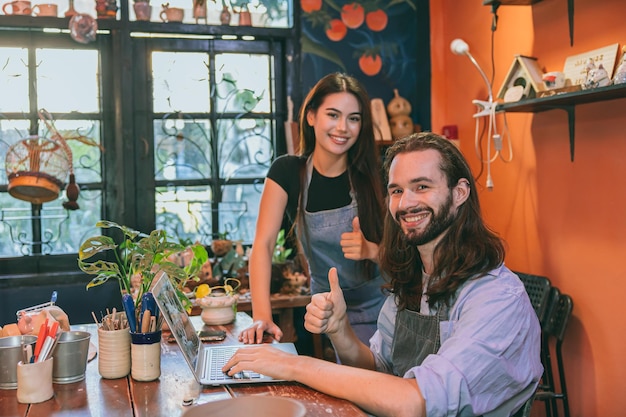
[267,155,352,223]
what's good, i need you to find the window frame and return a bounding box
[0,9,300,276]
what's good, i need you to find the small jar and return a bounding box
[130,331,161,382]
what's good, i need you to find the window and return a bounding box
[135,36,283,245]
[0,6,293,274]
[0,33,105,259]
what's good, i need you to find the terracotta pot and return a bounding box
[197,293,238,325]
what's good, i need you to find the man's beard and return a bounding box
[401,193,456,246]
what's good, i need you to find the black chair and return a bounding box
[514,271,553,416]
[515,272,553,326]
[534,291,574,417]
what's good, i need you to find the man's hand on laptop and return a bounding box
[223,345,296,381]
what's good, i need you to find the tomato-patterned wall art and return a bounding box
[300,0,430,130]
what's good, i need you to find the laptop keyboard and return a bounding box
[206,346,263,382]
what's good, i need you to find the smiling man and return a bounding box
[225,132,542,417]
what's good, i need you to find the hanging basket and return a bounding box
[4,110,79,208]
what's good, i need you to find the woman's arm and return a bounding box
[239,179,289,344]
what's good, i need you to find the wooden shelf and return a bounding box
[496,83,626,161]
[0,15,293,39]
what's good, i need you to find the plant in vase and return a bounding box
[270,229,308,295]
[195,277,241,325]
[78,220,209,325]
[210,231,246,281]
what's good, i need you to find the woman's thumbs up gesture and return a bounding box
[340,217,380,262]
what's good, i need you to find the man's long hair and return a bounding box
[379,132,505,311]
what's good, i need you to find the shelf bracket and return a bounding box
[557,105,576,162]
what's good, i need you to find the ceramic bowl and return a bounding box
[181,396,306,417]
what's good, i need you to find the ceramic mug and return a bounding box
[159,6,183,22]
[32,3,57,16]
[2,0,32,15]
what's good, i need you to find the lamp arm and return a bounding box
[464,51,493,104]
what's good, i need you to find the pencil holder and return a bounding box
[98,327,131,379]
[16,357,54,404]
[130,331,161,382]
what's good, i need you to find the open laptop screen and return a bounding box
[152,273,202,372]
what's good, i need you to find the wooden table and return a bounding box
[0,313,366,417]
[192,292,324,358]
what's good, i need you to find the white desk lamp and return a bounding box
[450,38,512,190]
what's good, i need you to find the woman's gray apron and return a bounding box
[298,158,385,344]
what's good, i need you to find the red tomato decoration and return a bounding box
[359,54,382,76]
[341,3,365,29]
[300,0,322,13]
[326,19,347,41]
[365,9,388,32]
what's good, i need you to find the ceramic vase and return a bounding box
[133,1,151,21]
[219,5,230,25]
[192,0,206,22]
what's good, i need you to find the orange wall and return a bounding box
[431,0,626,416]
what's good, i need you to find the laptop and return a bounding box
[152,273,298,386]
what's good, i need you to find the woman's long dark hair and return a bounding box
[293,73,385,279]
[379,132,505,311]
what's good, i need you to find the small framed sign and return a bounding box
[562,44,620,86]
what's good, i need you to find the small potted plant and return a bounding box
[195,277,241,325]
[78,220,208,316]
[270,229,293,293]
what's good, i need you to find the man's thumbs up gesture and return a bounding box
[340,217,379,262]
[305,267,347,336]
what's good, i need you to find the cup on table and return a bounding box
[16,357,54,404]
[51,330,91,384]
[159,6,183,22]
[2,0,31,14]
[0,335,37,390]
[32,3,57,16]
[130,330,161,381]
[98,325,131,379]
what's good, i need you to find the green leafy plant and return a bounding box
[78,220,208,310]
[272,229,292,263]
